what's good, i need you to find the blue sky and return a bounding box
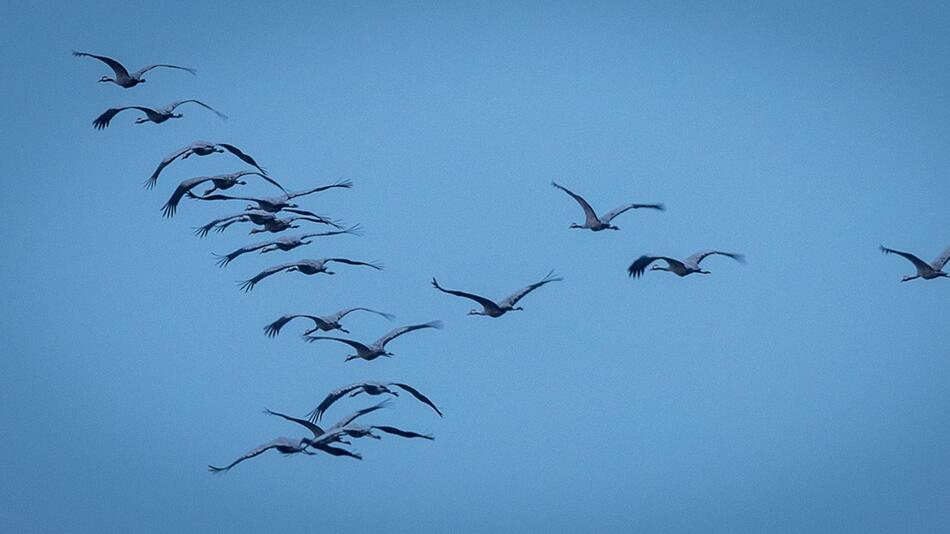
[1,1,948,532]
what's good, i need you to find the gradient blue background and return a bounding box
[2,1,948,532]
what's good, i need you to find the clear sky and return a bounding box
[1,1,948,532]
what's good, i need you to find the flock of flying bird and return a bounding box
[76,50,949,473]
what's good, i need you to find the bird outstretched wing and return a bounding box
[73,51,130,78]
[684,250,745,268]
[374,321,443,348]
[600,202,665,223]
[167,100,228,121]
[431,278,500,312]
[93,106,155,129]
[238,262,299,292]
[391,383,443,417]
[880,245,931,272]
[263,314,322,337]
[132,63,197,78]
[498,271,563,309]
[627,256,682,278]
[551,181,600,226]
[930,245,950,271]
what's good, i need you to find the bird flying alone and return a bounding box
[627,250,745,278]
[73,50,195,88]
[304,321,443,362]
[238,258,383,292]
[93,100,227,129]
[551,181,664,231]
[880,244,950,282]
[146,141,267,189]
[432,270,562,317]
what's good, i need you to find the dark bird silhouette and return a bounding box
[146,141,267,189]
[551,181,664,231]
[187,180,353,213]
[161,171,287,218]
[308,381,443,422]
[263,307,393,337]
[304,321,443,362]
[627,250,745,278]
[73,50,195,88]
[432,270,562,317]
[213,226,361,266]
[880,244,950,281]
[239,258,383,292]
[93,100,226,129]
[193,211,341,238]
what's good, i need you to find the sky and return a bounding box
[1,1,949,532]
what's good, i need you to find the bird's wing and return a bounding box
[186,192,257,203]
[216,144,267,174]
[371,425,434,440]
[92,106,154,130]
[193,212,248,237]
[263,314,322,337]
[72,51,130,78]
[238,262,298,292]
[213,241,273,267]
[309,442,362,460]
[551,181,599,226]
[236,171,287,194]
[498,270,563,308]
[303,335,373,353]
[286,180,354,199]
[146,144,195,189]
[168,100,228,120]
[207,438,296,473]
[325,258,384,270]
[627,256,681,278]
[390,383,443,417]
[161,177,210,218]
[330,400,391,429]
[600,202,666,223]
[299,225,364,240]
[131,63,197,78]
[306,383,367,422]
[290,215,345,230]
[431,278,500,311]
[930,245,950,271]
[374,321,443,348]
[684,250,746,268]
[880,245,931,272]
[335,307,395,321]
[262,408,325,438]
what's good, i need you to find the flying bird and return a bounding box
[161,171,287,218]
[146,141,267,189]
[93,100,227,129]
[239,258,383,292]
[304,321,443,362]
[213,226,362,266]
[207,436,318,473]
[627,250,745,278]
[267,403,431,444]
[880,244,950,281]
[431,270,562,317]
[264,307,394,337]
[551,181,664,231]
[187,180,353,213]
[193,211,341,238]
[73,50,195,88]
[307,381,443,422]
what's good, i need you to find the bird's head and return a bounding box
[569,223,582,229]
[237,180,247,186]
[288,203,299,208]
[290,224,300,229]
[650,265,663,271]
[901,275,915,282]
[98,76,112,83]
[287,266,300,272]
[513,306,525,311]
[248,228,263,234]
[172,113,184,119]
[384,351,394,358]
[344,354,358,362]
[699,269,711,275]
[244,203,256,211]
[467,309,482,316]
[337,326,351,334]
[608,225,620,231]
[134,118,148,124]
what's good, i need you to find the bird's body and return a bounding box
[239,258,383,292]
[161,171,286,217]
[93,100,226,130]
[308,381,443,422]
[73,51,196,88]
[880,245,950,282]
[627,250,745,278]
[213,226,361,266]
[304,320,443,362]
[551,181,664,231]
[263,307,393,336]
[147,141,267,189]
[431,271,562,317]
